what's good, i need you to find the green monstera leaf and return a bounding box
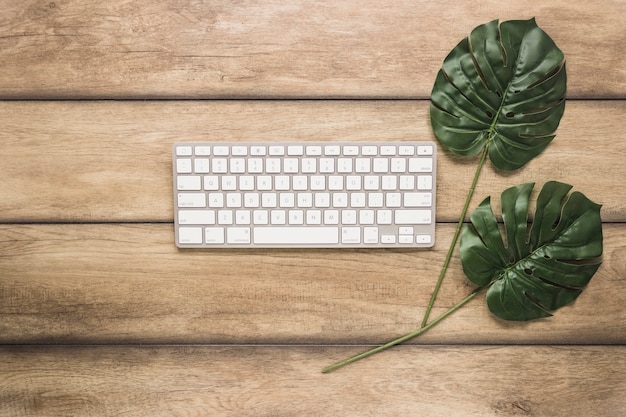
[430,18,567,171]
[461,181,603,321]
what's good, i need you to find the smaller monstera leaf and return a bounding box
[460,182,603,321]
[430,18,567,171]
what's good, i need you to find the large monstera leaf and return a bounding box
[460,182,603,321]
[430,18,567,171]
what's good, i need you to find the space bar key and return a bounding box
[254,227,339,245]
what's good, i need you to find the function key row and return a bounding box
[175,144,434,157]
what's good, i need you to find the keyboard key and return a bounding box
[227,227,251,244]
[254,227,339,244]
[395,209,432,224]
[178,210,215,225]
[176,146,193,156]
[178,227,203,244]
[205,227,225,244]
[178,193,206,208]
[177,176,201,191]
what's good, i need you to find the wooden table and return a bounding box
[1,1,625,416]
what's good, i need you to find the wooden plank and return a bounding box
[0,0,624,99]
[1,100,624,223]
[1,345,625,416]
[1,223,623,344]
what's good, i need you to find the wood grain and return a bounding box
[1,0,624,99]
[1,223,623,344]
[1,345,625,417]
[1,100,624,223]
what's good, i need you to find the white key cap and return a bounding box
[386,193,401,207]
[359,210,375,224]
[230,158,246,173]
[240,176,255,191]
[346,176,361,190]
[343,146,359,156]
[399,175,415,190]
[284,158,299,173]
[301,158,316,173]
[399,145,414,155]
[176,146,193,156]
[399,235,413,244]
[253,210,269,224]
[363,227,379,243]
[177,176,201,191]
[381,235,397,244]
[416,234,432,244]
[205,227,225,244]
[395,209,432,224]
[208,193,224,208]
[391,158,406,173]
[287,145,304,155]
[307,210,322,224]
[325,145,341,155]
[195,146,211,155]
[417,145,434,155]
[378,210,392,224]
[269,145,285,155]
[271,210,286,224]
[279,193,295,208]
[362,146,377,155]
[404,192,432,207]
[227,227,251,244]
[380,145,396,155]
[232,146,248,156]
[311,176,326,190]
[213,146,229,156]
[306,145,322,155]
[324,210,339,224]
[248,158,264,173]
[289,210,304,224]
[266,158,281,173]
[178,193,206,208]
[341,227,360,243]
[417,175,433,190]
[250,146,266,155]
[194,159,210,173]
[262,193,277,207]
[254,227,339,244]
[342,210,357,225]
[178,210,215,225]
[235,210,251,224]
[244,193,260,207]
[409,158,433,172]
[212,158,227,173]
[328,176,343,190]
[178,227,202,244]
[314,193,330,208]
[217,210,233,225]
[319,158,334,173]
[373,158,389,173]
[337,158,353,173]
[176,159,192,173]
[204,176,219,191]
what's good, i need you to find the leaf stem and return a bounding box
[322,287,484,373]
[420,145,489,328]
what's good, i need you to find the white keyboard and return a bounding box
[173,142,436,248]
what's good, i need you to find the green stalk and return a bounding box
[322,287,484,373]
[419,145,489,328]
